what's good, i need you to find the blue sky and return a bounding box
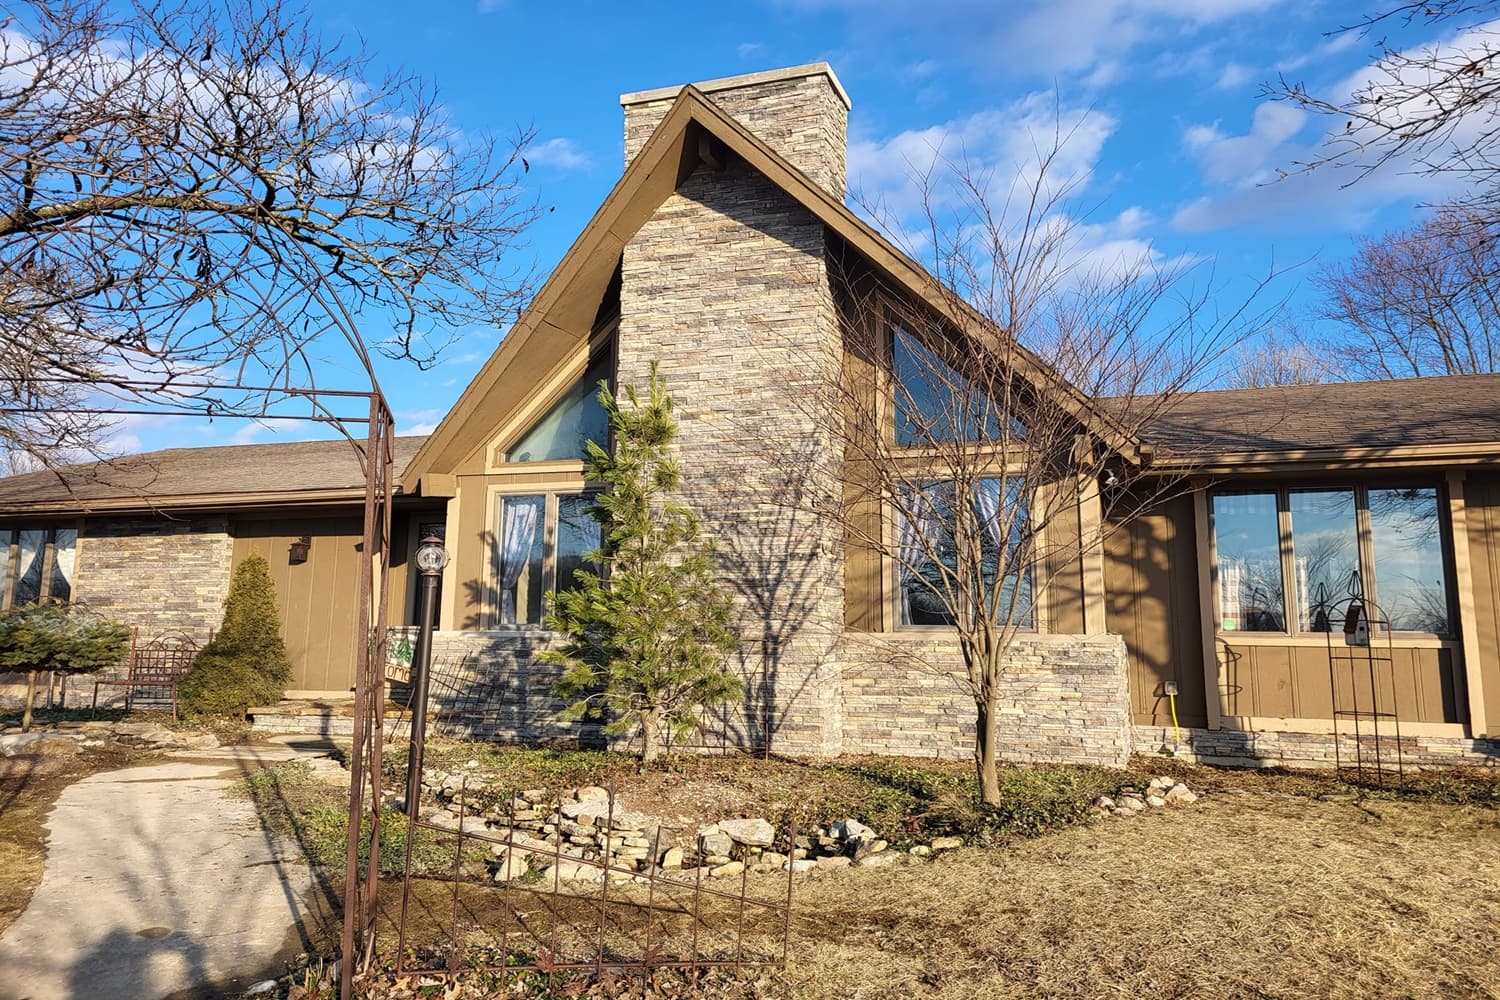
[111,0,1486,455]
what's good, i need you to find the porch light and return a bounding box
[288,535,311,564]
[414,533,449,575]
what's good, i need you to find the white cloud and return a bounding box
[526,137,592,172]
[477,0,505,12]
[1173,20,1499,233]
[776,0,1287,84]
[737,42,764,58]
[1216,62,1254,90]
[849,92,1117,223]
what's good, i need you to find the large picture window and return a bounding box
[493,492,601,626]
[897,478,1033,630]
[893,327,1014,447]
[1211,484,1452,636]
[504,350,613,464]
[0,526,77,608]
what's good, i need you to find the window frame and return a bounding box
[486,487,602,629]
[885,476,1042,635]
[1208,481,1457,640]
[490,323,617,471]
[0,524,81,609]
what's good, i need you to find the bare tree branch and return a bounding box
[0,0,538,465]
[1316,200,1500,378]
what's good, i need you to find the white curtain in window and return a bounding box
[50,529,77,602]
[973,479,1006,550]
[14,530,45,604]
[499,500,539,624]
[896,496,938,626]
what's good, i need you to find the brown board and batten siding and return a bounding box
[1104,494,1208,729]
[232,516,365,694]
[1464,472,1500,733]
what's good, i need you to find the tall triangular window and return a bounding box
[504,348,613,463]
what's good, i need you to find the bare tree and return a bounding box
[1265,1,1500,216]
[782,129,1276,804]
[0,0,537,463]
[1316,200,1499,378]
[1228,315,1337,388]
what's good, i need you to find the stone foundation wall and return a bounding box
[840,633,1133,768]
[1134,724,1500,770]
[388,628,580,743]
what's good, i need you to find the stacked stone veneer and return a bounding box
[74,517,233,639]
[1135,725,1500,769]
[388,628,581,743]
[841,634,1132,768]
[616,67,849,756]
[40,517,234,709]
[621,64,850,197]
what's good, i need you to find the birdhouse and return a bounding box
[1343,599,1369,647]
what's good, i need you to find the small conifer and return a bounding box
[547,363,741,766]
[179,554,293,717]
[0,602,130,731]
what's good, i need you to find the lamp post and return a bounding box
[404,532,449,819]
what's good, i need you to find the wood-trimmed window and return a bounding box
[1210,483,1454,637]
[0,526,78,608]
[492,491,601,627]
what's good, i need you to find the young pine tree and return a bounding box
[0,602,130,731]
[179,554,293,717]
[547,363,741,767]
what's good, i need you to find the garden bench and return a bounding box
[91,630,200,720]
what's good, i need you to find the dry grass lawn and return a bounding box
[778,787,1500,1000]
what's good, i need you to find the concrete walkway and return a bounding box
[0,743,338,1000]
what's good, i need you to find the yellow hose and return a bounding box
[1169,691,1182,751]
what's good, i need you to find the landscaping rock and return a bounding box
[710,860,744,878]
[1092,795,1115,810]
[909,845,932,859]
[1119,796,1147,813]
[718,817,775,848]
[787,859,817,873]
[856,851,900,869]
[832,818,874,843]
[659,846,684,870]
[538,860,598,882]
[490,847,531,882]
[245,980,279,996]
[1146,794,1167,808]
[1165,783,1198,805]
[815,855,851,871]
[699,830,734,858]
[929,836,963,851]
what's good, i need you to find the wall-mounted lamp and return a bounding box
[1101,469,1120,490]
[289,535,312,565]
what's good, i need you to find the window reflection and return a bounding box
[894,328,1021,446]
[1289,490,1358,632]
[1369,487,1450,633]
[898,478,1032,629]
[1212,492,1285,632]
[555,494,602,595]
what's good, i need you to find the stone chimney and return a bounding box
[620,63,851,197]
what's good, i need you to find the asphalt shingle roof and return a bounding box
[1136,374,1500,455]
[0,435,428,509]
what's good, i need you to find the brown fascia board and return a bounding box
[0,487,379,518]
[405,86,1142,482]
[402,107,702,484]
[1145,440,1500,475]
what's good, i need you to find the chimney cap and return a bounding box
[619,62,851,112]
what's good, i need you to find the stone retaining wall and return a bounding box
[839,633,1133,768]
[1133,724,1500,769]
